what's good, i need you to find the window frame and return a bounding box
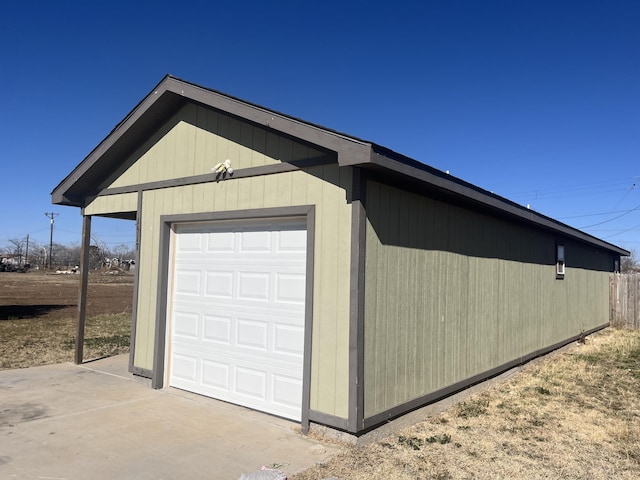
[556,243,565,279]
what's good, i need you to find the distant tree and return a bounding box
[7,238,26,265]
[88,245,104,269]
[50,242,81,269]
[621,249,640,273]
[91,236,111,265]
[113,243,136,263]
[26,239,46,268]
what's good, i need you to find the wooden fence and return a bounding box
[610,273,640,329]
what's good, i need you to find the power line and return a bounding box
[501,175,640,205]
[503,178,631,200]
[579,203,640,229]
[558,207,640,220]
[602,223,640,240]
[587,181,638,231]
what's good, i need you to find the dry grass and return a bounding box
[0,313,131,370]
[293,327,640,480]
[0,271,133,369]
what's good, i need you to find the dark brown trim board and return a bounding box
[362,151,627,256]
[51,75,370,207]
[347,168,367,433]
[128,192,143,375]
[161,76,371,164]
[131,366,153,379]
[75,214,92,365]
[301,206,316,434]
[151,215,172,389]
[308,410,350,431]
[151,205,316,428]
[96,156,334,198]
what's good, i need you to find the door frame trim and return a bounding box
[152,206,316,428]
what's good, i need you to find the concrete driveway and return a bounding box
[0,355,339,479]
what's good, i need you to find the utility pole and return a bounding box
[25,234,29,267]
[44,212,59,270]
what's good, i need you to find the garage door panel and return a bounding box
[171,349,303,419]
[172,353,198,382]
[174,299,303,318]
[272,374,303,408]
[276,229,307,252]
[236,318,269,351]
[201,359,230,390]
[176,343,301,368]
[237,272,270,301]
[176,233,204,252]
[175,270,201,295]
[203,314,232,344]
[235,367,267,399]
[239,230,272,252]
[173,311,200,339]
[275,273,306,304]
[170,220,306,421]
[205,271,234,298]
[205,231,235,252]
[273,323,305,357]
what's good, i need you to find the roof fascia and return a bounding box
[50,76,628,257]
[364,148,629,256]
[164,76,372,162]
[51,75,177,206]
[52,75,371,206]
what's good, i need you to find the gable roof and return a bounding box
[51,75,629,256]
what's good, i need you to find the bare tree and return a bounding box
[113,243,135,263]
[25,239,46,268]
[621,248,640,273]
[91,235,111,267]
[7,238,26,265]
[52,243,82,269]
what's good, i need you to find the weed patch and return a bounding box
[535,386,551,395]
[426,434,451,445]
[456,395,489,418]
[398,435,424,450]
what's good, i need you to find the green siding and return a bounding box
[84,104,351,419]
[84,192,137,216]
[102,103,326,190]
[364,180,611,418]
[133,165,352,420]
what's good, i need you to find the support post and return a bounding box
[75,214,92,364]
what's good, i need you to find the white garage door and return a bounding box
[169,219,307,420]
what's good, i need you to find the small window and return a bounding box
[614,258,620,273]
[556,244,565,279]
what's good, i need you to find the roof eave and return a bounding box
[51,75,628,257]
[51,75,372,206]
[350,146,629,257]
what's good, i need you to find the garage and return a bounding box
[168,218,308,420]
[54,75,625,436]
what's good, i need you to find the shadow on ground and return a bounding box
[0,305,71,320]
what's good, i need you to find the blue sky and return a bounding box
[1,0,639,256]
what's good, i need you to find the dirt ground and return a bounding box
[3,271,639,478]
[0,270,133,321]
[0,270,134,369]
